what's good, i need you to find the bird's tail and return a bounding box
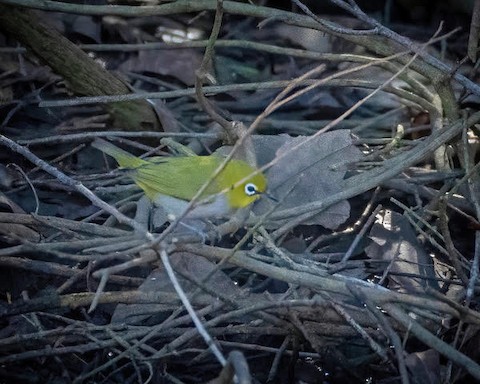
[92,138,146,168]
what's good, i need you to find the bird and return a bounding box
[92,138,267,219]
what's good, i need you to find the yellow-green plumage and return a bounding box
[92,139,266,215]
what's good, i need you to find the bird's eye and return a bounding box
[244,183,258,196]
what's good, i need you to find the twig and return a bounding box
[159,246,227,366]
[322,292,389,362]
[3,0,478,97]
[341,204,383,264]
[0,212,129,238]
[355,287,410,384]
[292,0,379,35]
[7,163,39,214]
[195,0,235,141]
[266,336,290,383]
[176,243,480,323]
[384,303,480,380]
[462,123,480,302]
[438,198,470,285]
[209,351,252,384]
[266,111,480,234]
[468,0,480,61]
[0,134,153,238]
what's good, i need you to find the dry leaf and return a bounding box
[119,49,202,86]
[365,210,439,293]
[405,349,440,384]
[253,130,363,229]
[111,252,245,325]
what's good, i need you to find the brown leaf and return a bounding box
[365,210,439,293]
[405,349,440,384]
[119,49,202,86]
[111,252,244,325]
[253,130,363,229]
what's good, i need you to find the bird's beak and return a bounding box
[262,191,278,202]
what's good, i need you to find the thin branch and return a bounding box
[384,303,480,380]
[158,247,227,366]
[0,135,153,238]
[3,0,479,96]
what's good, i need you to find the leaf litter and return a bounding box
[253,130,363,228]
[0,2,479,384]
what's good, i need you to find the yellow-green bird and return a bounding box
[92,138,267,219]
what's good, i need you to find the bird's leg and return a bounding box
[133,195,153,234]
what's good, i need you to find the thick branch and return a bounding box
[0,3,161,131]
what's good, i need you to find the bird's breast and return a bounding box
[153,193,232,219]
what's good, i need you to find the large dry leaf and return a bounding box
[253,130,363,229]
[111,252,245,325]
[405,349,440,384]
[365,210,439,293]
[0,192,40,242]
[119,49,202,86]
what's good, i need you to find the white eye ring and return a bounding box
[244,183,258,196]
